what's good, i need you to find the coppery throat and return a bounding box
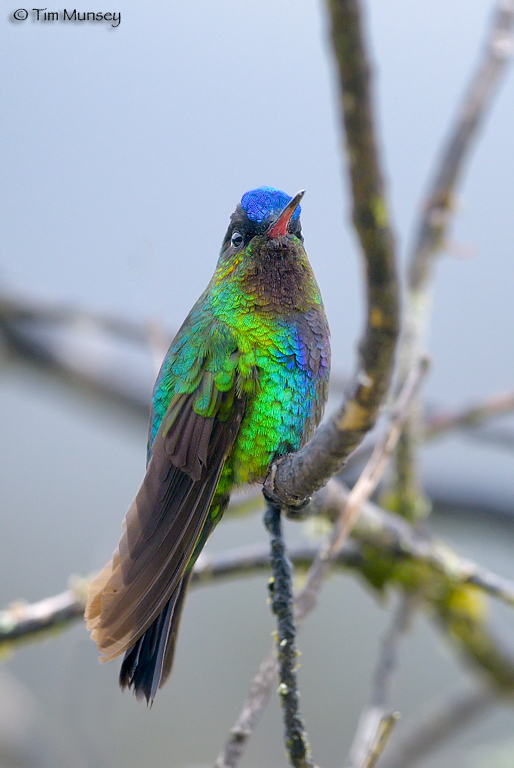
[243,243,315,313]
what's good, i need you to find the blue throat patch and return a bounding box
[241,187,301,225]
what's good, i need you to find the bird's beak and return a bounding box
[266,190,305,239]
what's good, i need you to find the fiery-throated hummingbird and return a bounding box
[86,187,331,703]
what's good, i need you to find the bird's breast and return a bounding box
[225,309,330,486]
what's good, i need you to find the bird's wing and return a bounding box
[86,360,245,662]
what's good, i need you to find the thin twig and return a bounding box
[378,687,496,768]
[294,359,428,630]
[214,652,278,768]
[409,0,514,292]
[0,583,87,648]
[322,389,423,767]
[264,502,316,768]
[350,713,398,768]
[322,389,514,488]
[0,543,361,653]
[371,597,413,709]
[394,0,514,518]
[215,474,514,766]
[346,486,514,610]
[425,391,514,439]
[346,595,412,768]
[329,359,428,555]
[193,540,362,584]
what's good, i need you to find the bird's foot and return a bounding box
[263,459,312,519]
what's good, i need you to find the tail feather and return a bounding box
[86,382,245,702]
[119,573,191,704]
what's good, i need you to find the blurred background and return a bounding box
[0,0,513,766]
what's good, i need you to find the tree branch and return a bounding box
[349,713,398,768]
[409,0,514,292]
[346,595,411,768]
[263,0,400,509]
[425,391,514,439]
[222,2,401,755]
[3,491,514,654]
[0,543,360,654]
[378,687,496,768]
[393,0,514,519]
[4,287,514,461]
[264,502,316,768]
[0,290,164,418]
[0,580,87,649]
[216,360,426,768]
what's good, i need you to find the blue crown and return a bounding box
[241,187,301,225]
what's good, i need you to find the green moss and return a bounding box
[372,195,388,229]
[358,544,395,591]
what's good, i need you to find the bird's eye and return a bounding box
[231,231,244,248]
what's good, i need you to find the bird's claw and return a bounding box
[263,460,311,519]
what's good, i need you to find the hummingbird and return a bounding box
[85,186,331,703]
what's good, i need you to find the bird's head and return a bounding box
[219,187,304,262]
[213,187,320,312]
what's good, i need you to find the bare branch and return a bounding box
[394,0,514,518]
[0,543,361,654]
[0,582,86,648]
[4,285,514,463]
[220,1,401,754]
[378,687,496,768]
[347,596,412,768]
[214,652,278,768]
[0,290,159,418]
[328,359,428,554]
[0,292,155,345]
[214,650,276,768]
[409,0,514,292]
[213,498,514,768]
[346,486,514,610]
[425,391,514,439]
[256,360,428,768]
[292,359,427,631]
[349,712,399,768]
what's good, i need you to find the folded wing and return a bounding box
[86,366,245,662]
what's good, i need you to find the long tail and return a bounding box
[85,378,244,703]
[119,572,191,704]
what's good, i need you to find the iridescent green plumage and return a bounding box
[86,187,330,703]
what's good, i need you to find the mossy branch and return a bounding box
[264,501,316,768]
[3,489,514,690]
[264,0,400,509]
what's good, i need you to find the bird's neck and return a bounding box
[246,246,318,313]
[213,237,320,317]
